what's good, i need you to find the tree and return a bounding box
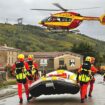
[71,42,105,66]
[71,42,95,56]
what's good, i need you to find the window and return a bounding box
[59,58,64,65]
[69,59,75,67]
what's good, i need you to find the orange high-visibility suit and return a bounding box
[77,56,92,103]
[12,54,30,103]
[77,66,90,103]
[26,54,39,86]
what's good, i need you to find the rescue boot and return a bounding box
[27,96,33,102]
[19,98,23,104]
[81,99,84,103]
[88,93,92,97]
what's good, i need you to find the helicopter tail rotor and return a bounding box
[99,14,105,25]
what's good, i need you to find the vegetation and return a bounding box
[0,79,16,88]
[0,23,105,66]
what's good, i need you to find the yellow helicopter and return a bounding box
[31,3,105,30]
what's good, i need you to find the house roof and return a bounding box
[0,44,20,51]
[22,51,82,58]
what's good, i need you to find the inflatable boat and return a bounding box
[29,70,80,97]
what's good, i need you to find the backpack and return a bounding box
[81,61,91,75]
[15,61,24,74]
[78,61,91,82]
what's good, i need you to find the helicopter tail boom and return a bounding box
[82,16,99,21]
[82,14,105,25]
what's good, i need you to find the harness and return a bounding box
[79,68,91,82]
[27,60,36,76]
[78,61,92,83]
[15,61,27,80]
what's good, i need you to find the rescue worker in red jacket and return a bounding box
[88,57,97,97]
[26,54,39,86]
[77,56,92,103]
[12,54,30,103]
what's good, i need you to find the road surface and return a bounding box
[0,74,105,105]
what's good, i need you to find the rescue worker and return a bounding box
[12,54,31,103]
[77,56,92,103]
[26,54,39,86]
[87,57,97,97]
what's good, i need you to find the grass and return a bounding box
[0,79,16,88]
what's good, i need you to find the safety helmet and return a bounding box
[85,56,91,62]
[28,54,33,58]
[18,54,24,59]
[17,54,24,62]
[28,54,34,60]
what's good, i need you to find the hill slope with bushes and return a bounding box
[0,23,105,52]
[0,23,105,64]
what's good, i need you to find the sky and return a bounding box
[0,0,105,41]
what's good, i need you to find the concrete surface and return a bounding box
[0,74,105,105]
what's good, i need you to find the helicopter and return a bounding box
[31,3,105,31]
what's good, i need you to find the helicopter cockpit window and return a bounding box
[47,17,52,22]
[45,16,59,22]
[42,17,50,22]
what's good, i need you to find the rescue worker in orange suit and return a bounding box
[77,56,92,103]
[12,54,31,103]
[26,54,39,86]
[88,57,97,97]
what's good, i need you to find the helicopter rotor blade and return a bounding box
[53,3,68,11]
[31,3,100,12]
[68,7,100,11]
[31,9,62,11]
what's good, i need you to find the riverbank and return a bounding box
[0,79,16,88]
[0,79,17,100]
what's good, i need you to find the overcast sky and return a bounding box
[0,0,105,41]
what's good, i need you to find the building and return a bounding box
[0,44,20,66]
[23,52,83,71]
[0,45,83,71]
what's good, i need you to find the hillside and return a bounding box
[0,23,105,55]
